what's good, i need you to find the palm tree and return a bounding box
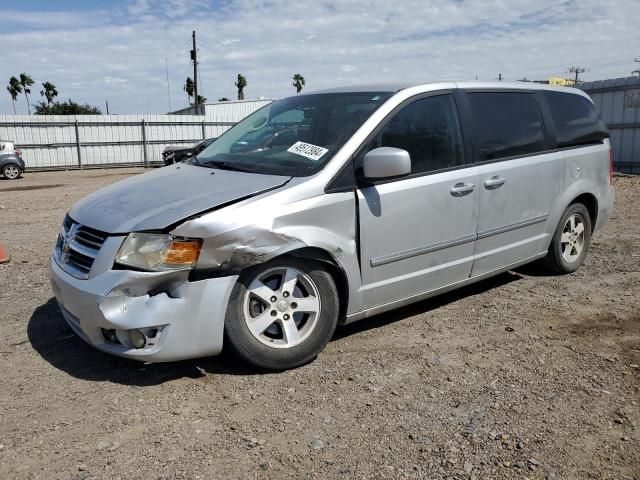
[6,77,22,114]
[235,74,247,100]
[19,73,35,115]
[184,77,194,104]
[40,82,58,104]
[292,74,305,94]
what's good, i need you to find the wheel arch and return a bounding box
[546,179,600,243]
[279,246,350,323]
[2,161,22,169]
[569,192,598,232]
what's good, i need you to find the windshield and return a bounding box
[192,92,392,176]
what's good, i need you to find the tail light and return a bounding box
[15,148,22,157]
[609,147,613,185]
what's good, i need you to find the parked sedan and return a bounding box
[0,141,25,180]
[162,138,215,165]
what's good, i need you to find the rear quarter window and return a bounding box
[542,91,608,148]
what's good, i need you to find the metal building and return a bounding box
[580,76,640,174]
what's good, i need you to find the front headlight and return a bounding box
[116,233,202,271]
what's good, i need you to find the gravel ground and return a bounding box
[0,168,638,480]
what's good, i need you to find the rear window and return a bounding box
[542,91,608,148]
[468,92,546,162]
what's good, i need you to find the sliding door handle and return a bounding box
[484,176,507,189]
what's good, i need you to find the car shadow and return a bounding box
[29,271,525,386]
[513,261,555,277]
[334,271,524,340]
[27,298,262,386]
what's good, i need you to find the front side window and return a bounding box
[468,92,546,161]
[193,92,391,177]
[368,94,464,174]
[542,91,608,147]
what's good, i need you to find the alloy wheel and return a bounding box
[3,165,20,179]
[242,266,321,348]
[560,213,585,263]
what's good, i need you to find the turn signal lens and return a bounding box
[164,239,203,266]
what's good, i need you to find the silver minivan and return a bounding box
[50,82,614,369]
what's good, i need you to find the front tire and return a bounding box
[225,258,339,370]
[542,203,592,274]
[2,164,21,180]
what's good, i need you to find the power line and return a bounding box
[525,60,628,79]
[482,52,638,82]
[520,52,637,75]
[587,59,634,70]
[592,69,640,79]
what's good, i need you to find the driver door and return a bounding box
[357,93,479,308]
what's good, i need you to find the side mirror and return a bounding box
[361,147,411,180]
[185,152,194,158]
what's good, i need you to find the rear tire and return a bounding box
[2,164,21,180]
[541,203,592,274]
[224,257,339,370]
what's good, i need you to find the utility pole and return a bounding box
[632,57,640,77]
[569,66,585,85]
[191,30,198,110]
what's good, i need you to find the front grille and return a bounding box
[55,216,108,279]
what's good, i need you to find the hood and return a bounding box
[69,163,290,233]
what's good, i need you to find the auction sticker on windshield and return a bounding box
[287,141,329,161]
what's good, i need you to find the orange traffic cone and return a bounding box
[0,243,10,264]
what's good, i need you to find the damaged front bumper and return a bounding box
[49,255,238,362]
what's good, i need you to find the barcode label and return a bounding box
[286,141,329,162]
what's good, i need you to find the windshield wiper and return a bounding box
[197,159,258,173]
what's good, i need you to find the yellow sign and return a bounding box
[548,77,576,86]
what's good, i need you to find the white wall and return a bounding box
[0,99,272,169]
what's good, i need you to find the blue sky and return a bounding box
[1,0,639,114]
[5,0,99,11]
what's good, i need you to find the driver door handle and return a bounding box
[484,176,507,189]
[450,182,475,196]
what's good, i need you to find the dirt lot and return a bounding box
[0,168,638,480]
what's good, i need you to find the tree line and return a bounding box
[6,73,101,115]
[6,71,308,115]
[183,73,306,104]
